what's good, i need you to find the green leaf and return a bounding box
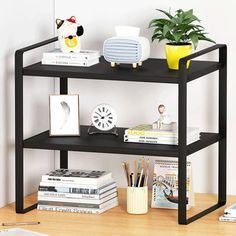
[198,36,216,44]
[183,9,193,19]
[163,25,169,36]
[156,9,173,19]
[152,33,163,42]
[172,32,183,43]
[149,8,215,46]
[148,19,163,28]
[189,32,198,49]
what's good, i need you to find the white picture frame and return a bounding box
[49,95,80,136]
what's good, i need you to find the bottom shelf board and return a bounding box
[23,126,220,157]
[1,189,234,236]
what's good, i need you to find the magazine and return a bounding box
[151,159,194,209]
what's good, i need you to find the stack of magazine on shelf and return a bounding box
[42,49,100,67]
[151,159,195,210]
[124,124,200,145]
[37,169,118,214]
[219,203,236,222]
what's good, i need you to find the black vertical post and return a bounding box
[60,78,68,169]
[178,59,188,224]
[218,45,227,205]
[15,50,24,213]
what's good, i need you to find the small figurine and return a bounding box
[153,104,174,130]
[56,16,84,53]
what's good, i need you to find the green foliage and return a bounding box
[149,9,215,49]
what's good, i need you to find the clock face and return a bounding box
[91,104,117,131]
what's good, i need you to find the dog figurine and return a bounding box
[56,16,84,53]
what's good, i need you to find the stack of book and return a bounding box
[37,169,118,214]
[124,124,200,145]
[219,203,236,222]
[42,49,100,67]
[151,159,195,210]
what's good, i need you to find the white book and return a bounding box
[124,138,177,145]
[0,228,48,236]
[38,186,117,200]
[42,58,99,67]
[224,203,236,216]
[125,124,199,138]
[37,200,118,214]
[124,134,179,141]
[219,214,236,222]
[38,191,117,205]
[38,181,116,194]
[124,134,199,145]
[38,195,117,209]
[38,196,118,209]
[41,169,112,185]
[43,49,100,60]
[151,159,195,210]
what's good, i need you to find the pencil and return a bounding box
[145,159,150,186]
[126,163,130,186]
[122,162,129,185]
[130,173,133,187]
[2,221,40,226]
[133,160,137,185]
[141,158,145,170]
[138,169,143,187]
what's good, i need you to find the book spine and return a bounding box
[219,215,236,222]
[124,135,199,145]
[39,180,115,190]
[37,205,101,214]
[125,129,177,137]
[38,191,117,204]
[38,191,99,200]
[124,134,178,141]
[38,187,117,200]
[38,201,118,214]
[38,186,99,195]
[124,137,177,145]
[125,127,199,137]
[43,52,100,61]
[42,58,99,67]
[41,173,111,185]
[38,196,118,209]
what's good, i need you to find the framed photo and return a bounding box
[49,95,80,136]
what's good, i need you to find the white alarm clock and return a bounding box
[89,104,117,134]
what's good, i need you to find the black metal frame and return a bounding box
[15,37,227,224]
[178,44,227,224]
[15,37,67,213]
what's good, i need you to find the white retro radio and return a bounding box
[103,26,150,68]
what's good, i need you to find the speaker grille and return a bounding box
[104,38,141,63]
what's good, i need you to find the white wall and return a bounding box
[0,1,55,207]
[52,0,235,195]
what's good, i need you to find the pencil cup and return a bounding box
[127,186,148,214]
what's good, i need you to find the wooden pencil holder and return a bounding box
[127,186,148,214]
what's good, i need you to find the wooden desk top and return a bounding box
[0,189,235,236]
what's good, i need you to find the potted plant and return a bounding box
[149,9,215,70]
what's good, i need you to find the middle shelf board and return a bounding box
[23,126,220,157]
[23,57,220,84]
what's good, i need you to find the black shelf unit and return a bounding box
[15,37,227,225]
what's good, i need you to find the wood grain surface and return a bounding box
[0,189,235,236]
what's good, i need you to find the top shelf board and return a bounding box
[23,57,220,84]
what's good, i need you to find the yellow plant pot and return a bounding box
[165,43,192,70]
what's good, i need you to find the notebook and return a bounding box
[0,228,48,236]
